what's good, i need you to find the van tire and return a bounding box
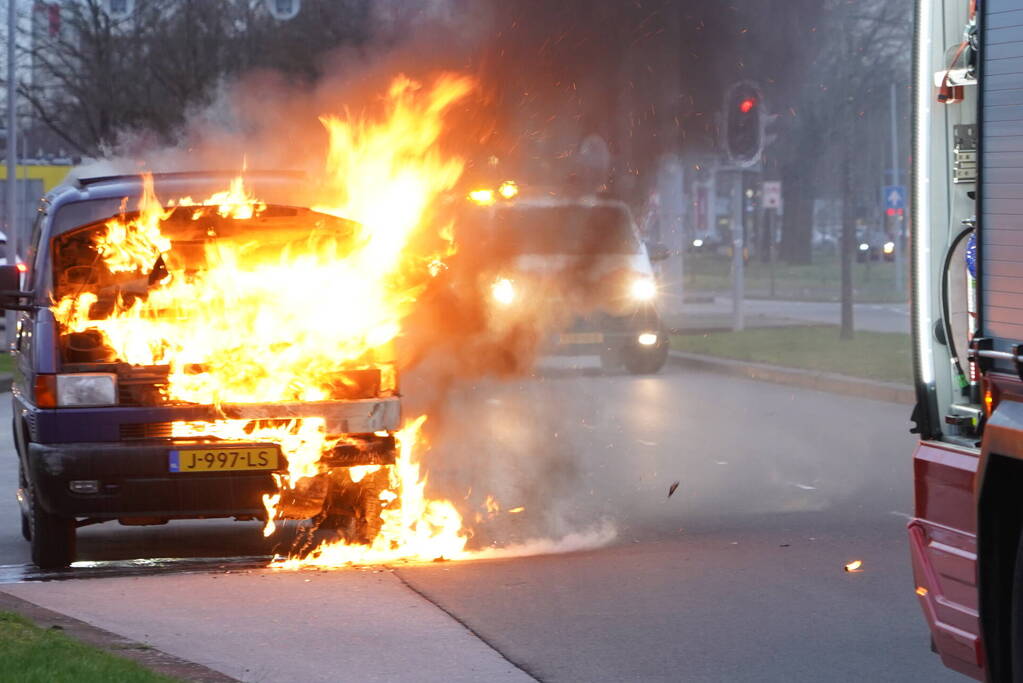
[18,464,30,541]
[624,340,668,375]
[29,485,76,570]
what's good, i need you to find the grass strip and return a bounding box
[685,253,904,303]
[0,611,176,683]
[670,325,913,384]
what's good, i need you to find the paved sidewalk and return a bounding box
[6,569,534,683]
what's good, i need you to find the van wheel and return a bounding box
[18,464,30,541]
[624,339,669,375]
[29,486,76,570]
[319,469,389,545]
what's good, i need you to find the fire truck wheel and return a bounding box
[1010,530,1023,681]
[29,485,76,570]
[624,339,669,375]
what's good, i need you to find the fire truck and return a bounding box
[910,0,1023,678]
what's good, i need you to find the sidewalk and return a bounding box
[3,569,533,683]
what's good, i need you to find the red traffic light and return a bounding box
[739,97,757,114]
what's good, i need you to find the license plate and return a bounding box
[558,332,604,345]
[169,447,279,473]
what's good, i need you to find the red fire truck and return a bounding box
[910,0,1023,679]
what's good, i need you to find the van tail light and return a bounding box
[34,375,57,408]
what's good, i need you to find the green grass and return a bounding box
[0,611,176,683]
[0,353,13,375]
[671,325,913,384]
[685,252,904,303]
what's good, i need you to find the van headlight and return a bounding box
[629,276,657,302]
[57,373,117,407]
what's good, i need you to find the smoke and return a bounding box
[66,1,631,560]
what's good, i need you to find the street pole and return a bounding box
[705,167,716,238]
[890,82,903,297]
[6,0,15,266]
[768,209,776,298]
[840,154,854,340]
[731,170,744,331]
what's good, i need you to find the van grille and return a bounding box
[119,422,175,440]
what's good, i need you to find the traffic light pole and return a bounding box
[731,169,744,331]
[890,82,904,297]
[6,0,15,265]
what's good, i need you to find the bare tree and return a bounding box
[747,0,911,268]
[18,0,371,157]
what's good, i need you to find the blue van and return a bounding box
[5,172,400,569]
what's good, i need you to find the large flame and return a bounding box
[275,416,468,567]
[52,74,476,565]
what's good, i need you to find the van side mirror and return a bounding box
[0,264,32,310]
[646,242,670,262]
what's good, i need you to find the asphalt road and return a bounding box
[0,363,959,682]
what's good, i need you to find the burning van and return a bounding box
[5,172,412,569]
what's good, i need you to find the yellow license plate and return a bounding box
[169,447,279,473]
[558,332,604,345]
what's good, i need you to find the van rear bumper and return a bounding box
[26,441,276,519]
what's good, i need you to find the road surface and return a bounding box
[0,364,957,682]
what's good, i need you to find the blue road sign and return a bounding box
[883,185,907,211]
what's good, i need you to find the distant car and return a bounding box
[467,197,671,374]
[856,228,896,263]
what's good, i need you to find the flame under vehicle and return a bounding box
[908,0,1023,678]
[467,193,670,374]
[4,172,404,570]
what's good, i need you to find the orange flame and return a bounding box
[51,74,477,565]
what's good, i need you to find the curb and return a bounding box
[0,373,10,394]
[668,350,915,405]
[0,591,238,682]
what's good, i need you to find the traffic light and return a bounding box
[724,83,764,166]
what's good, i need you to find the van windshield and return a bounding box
[49,205,361,369]
[488,205,640,255]
[51,205,358,303]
